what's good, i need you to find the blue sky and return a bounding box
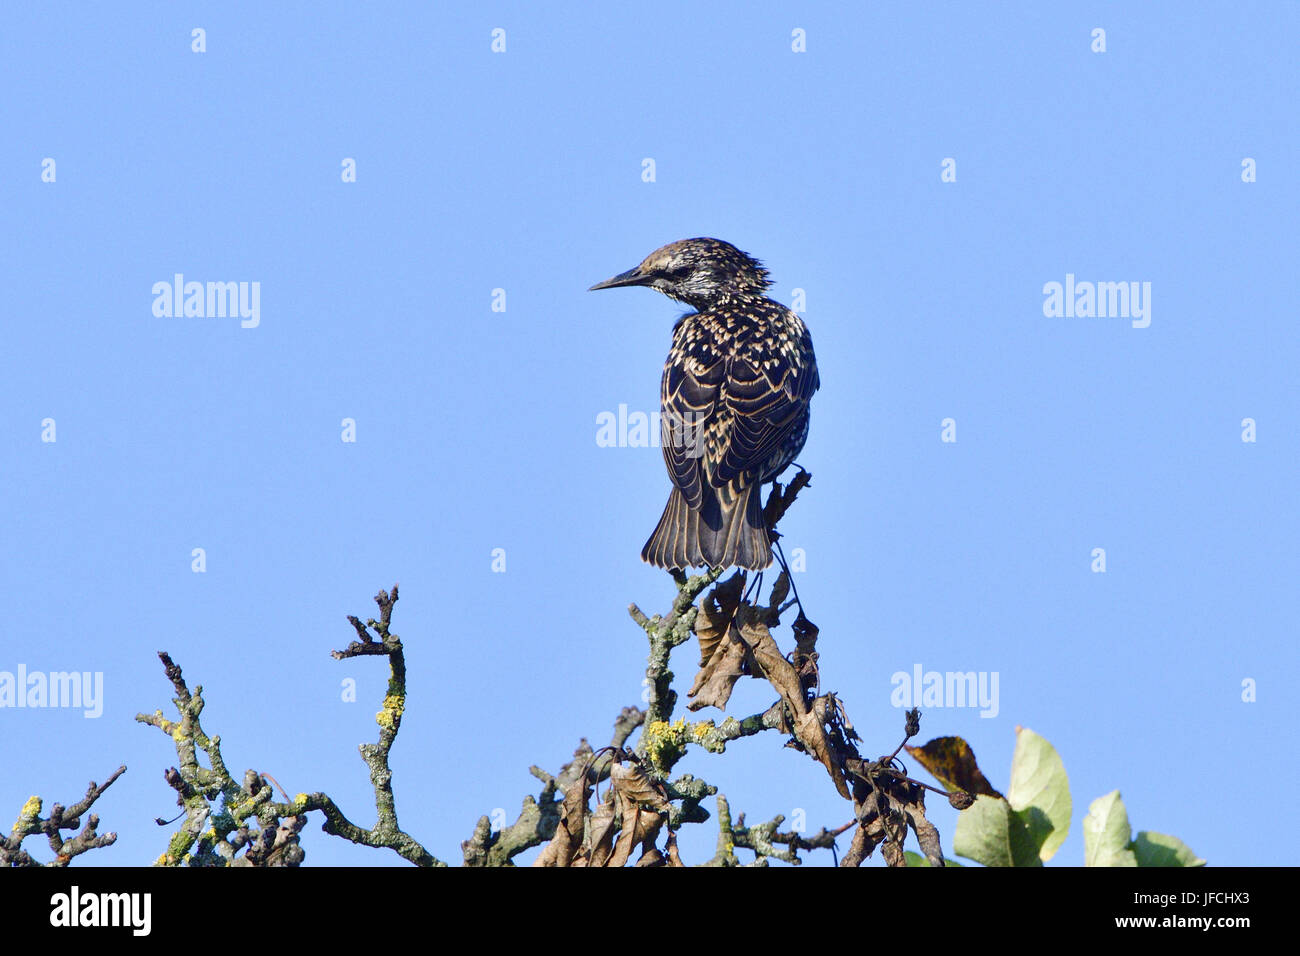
[1,2,1295,867]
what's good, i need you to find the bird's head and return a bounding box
[589,238,772,309]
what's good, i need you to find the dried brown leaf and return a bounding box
[687,633,749,711]
[532,770,593,867]
[665,828,685,867]
[738,610,850,799]
[637,846,664,867]
[596,761,670,868]
[791,613,821,691]
[767,571,790,612]
[609,761,670,812]
[687,574,751,711]
[742,610,805,707]
[610,799,666,868]
[883,838,907,867]
[693,572,745,667]
[904,736,1002,799]
[585,796,618,867]
[905,798,945,868]
[791,612,819,646]
[839,820,880,868]
[794,707,851,800]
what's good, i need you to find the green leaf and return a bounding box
[1133,831,1206,868]
[953,795,1043,867]
[903,851,964,867]
[1006,727,1072,862]
[1083,790,1137,867]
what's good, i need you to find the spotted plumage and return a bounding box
[590,238,818,570]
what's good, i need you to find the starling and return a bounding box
[590,238,819,571]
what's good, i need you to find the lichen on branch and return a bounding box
[135,586,446,866]
[2,767,124,866]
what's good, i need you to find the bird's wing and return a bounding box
[660,327,726,511]
[716,323,819,488]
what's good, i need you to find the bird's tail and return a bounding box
[641,484,772,572]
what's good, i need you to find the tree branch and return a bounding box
[1,767,125,866]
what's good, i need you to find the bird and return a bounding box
[589,238,818,571]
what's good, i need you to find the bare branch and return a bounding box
[1,767,125,867]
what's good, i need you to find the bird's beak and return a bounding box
[589,267,652,292]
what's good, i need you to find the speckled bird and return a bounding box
[590,238,818,571]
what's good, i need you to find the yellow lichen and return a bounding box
[644,717,694,766]
[376,693,405,729]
